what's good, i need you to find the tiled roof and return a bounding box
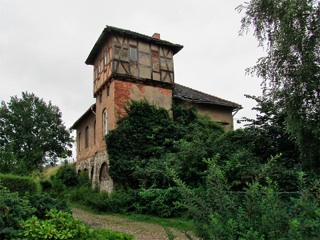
[85,25,183,65]
[71,84,241,129]
[173,83,241,109]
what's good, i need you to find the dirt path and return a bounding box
[72,208,197,240]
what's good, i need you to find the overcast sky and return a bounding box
[0,0,264,135]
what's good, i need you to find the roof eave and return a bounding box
[174,95,241,109]
[70,104,96,130]
[85,25,183,65]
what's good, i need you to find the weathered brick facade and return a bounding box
[71,26,241,193]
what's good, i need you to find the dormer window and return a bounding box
[129,46,137,62]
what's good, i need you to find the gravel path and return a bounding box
[72,208,197,240]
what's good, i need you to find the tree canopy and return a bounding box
[238,0,320,172]
[0,92,73,174]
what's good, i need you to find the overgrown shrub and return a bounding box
[108,188,138,213]
[0,173,38,195]
[18,209,89,239]
[40,179,52,192]
[49,177,67,199]
[0,186,35,239]
[69,185,112,212]
[136,186,183,217]
[27,194,70,219]
[106,100,224,189]
[171,156,320,239]
[53,164,78,187]
[213,129,300,191]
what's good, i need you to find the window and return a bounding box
[106,86,110,97]
[129,46,137,61]
[102,109,108,136]
[99,93,102,103]
[104,51,107,65]
[85,126,89,148]
[98,64,101,73]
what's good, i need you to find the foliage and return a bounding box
[106,100,224,189]
[243,94,299,163]
[27,194,70,219]
[135,186,183,217]
[0,173,38,196]
[237,0,320,172]
[106,99,181,188]
[49,177,68,199]
[88,228,134,240]
[53,163,78,187]
[0,186,35,239]
[18,209,89,240]
[0,92,74,174]
[213,129,300,191]
[171,156,320,239]
[40,179,53,192]
[69,185,112,212]
[70,182,183,217]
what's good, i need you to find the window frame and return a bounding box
[129,46,138,62]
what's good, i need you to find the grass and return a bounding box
[42,165,61,180]
[71,204,194,232]
[124,213,194,232]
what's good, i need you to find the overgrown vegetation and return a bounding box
[1,1,319,238]
[171,156,320,239]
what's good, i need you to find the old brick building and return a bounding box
[71,26,241,192]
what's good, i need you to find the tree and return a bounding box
[0,92,73,174]
[238,0,320,172]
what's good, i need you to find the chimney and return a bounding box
[152,33,160,39]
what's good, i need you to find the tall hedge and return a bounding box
[0,173,38,195]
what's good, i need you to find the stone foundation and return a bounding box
[76,150,113,193]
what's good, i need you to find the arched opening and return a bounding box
[91,166,94,182]
[99,162,109,183]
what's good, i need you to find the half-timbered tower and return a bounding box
[71,26,241,192]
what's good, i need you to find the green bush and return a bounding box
[40,179,52,192]
[108,188,138,213]
[27,194,70,219]
[0,173,38,195]
[0,186,35,239]
[106,100,224,189]
[48,177,67,199]
[18,209,89,240]
[53,164,78,187]
[88,228,134,240]
[70,185,112,212]
[171,156,320,239]
[137,186,183,217]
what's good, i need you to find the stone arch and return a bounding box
[99,162,109,183]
